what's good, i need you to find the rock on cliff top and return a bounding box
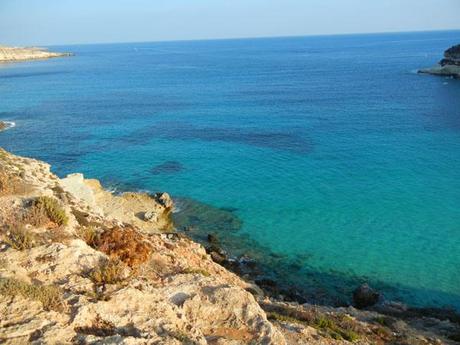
[419,44,460,78]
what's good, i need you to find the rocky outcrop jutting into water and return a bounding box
[419,44,460,78]
[0,46,71,63]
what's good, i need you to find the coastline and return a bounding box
[0,46,71,63]
[418,44,460,79]
[0,147,459,344]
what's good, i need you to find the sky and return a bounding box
[0,0,459,46]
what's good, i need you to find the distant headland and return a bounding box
[419,44,460,79]
[0,45,72,63]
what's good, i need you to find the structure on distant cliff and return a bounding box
[419,44,460,78]
[0,45,71,62]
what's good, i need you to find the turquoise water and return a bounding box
[1,31,460,308]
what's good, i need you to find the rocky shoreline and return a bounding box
[0,147,459,344]
[419,44,460,79]
[0,46,71,63]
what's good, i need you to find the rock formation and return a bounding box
[0,147,459,344]
[0,46,71,63]
[419,44,460,78]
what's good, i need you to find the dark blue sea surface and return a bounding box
[1,31,459,308]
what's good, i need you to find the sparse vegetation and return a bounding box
[96,226,151,267]
[182,267,211,277]
[77,226,99,247]
[74,314,116,337]
[0,167,29,196]
[33,196,68,226]
[264,303,362,342]
[23,202,50,227]
[0,277,64,311]
[89,259,128,285]
[3,224,38,250]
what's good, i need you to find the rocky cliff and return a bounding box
[419,44,460,78]
[0,46,71,62]
[0,147,459,344]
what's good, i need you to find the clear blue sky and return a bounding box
[1,0,459,46]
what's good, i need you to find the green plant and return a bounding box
[34,196,68,226]
[181,267,211,277]
[89,259,128,286]
[267,312,308,325]
[0,277,64,311]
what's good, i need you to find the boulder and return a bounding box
[153,192,173,210]
[353,283,380,309]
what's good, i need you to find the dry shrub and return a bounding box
[3,224,38,250]
[96,226,152,267]
[89,259,128,286]
[74,314,116,337]
[33,196,68,226]
[0,277,64,311]
[0,168,29,196]
[77,226,99,247]
[22,202,50,227]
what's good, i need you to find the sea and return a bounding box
[1,30,459,309]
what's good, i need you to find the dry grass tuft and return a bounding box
[0,277,64,311]
[96,226,151,267]
[33,196,68,226]
[74,314,116,337]
[2,224,38,250]
[0,168,30,196]
[77,226,99,247]
[22,202,50,227]
[89,259,128,286]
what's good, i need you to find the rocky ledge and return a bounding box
[419,44,460,78]
[0,148,459,344]
[0,46,71,63]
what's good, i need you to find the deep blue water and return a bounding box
[1,31,460,309]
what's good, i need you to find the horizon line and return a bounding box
[39,28,460,48]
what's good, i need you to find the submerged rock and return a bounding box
[353,283,381,309]
[0,122,6,131]
[150,160,184,175]
[419,44,460,78]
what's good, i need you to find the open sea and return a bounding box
[1,31,459,309]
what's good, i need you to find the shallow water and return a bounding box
[1,31,460,308]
